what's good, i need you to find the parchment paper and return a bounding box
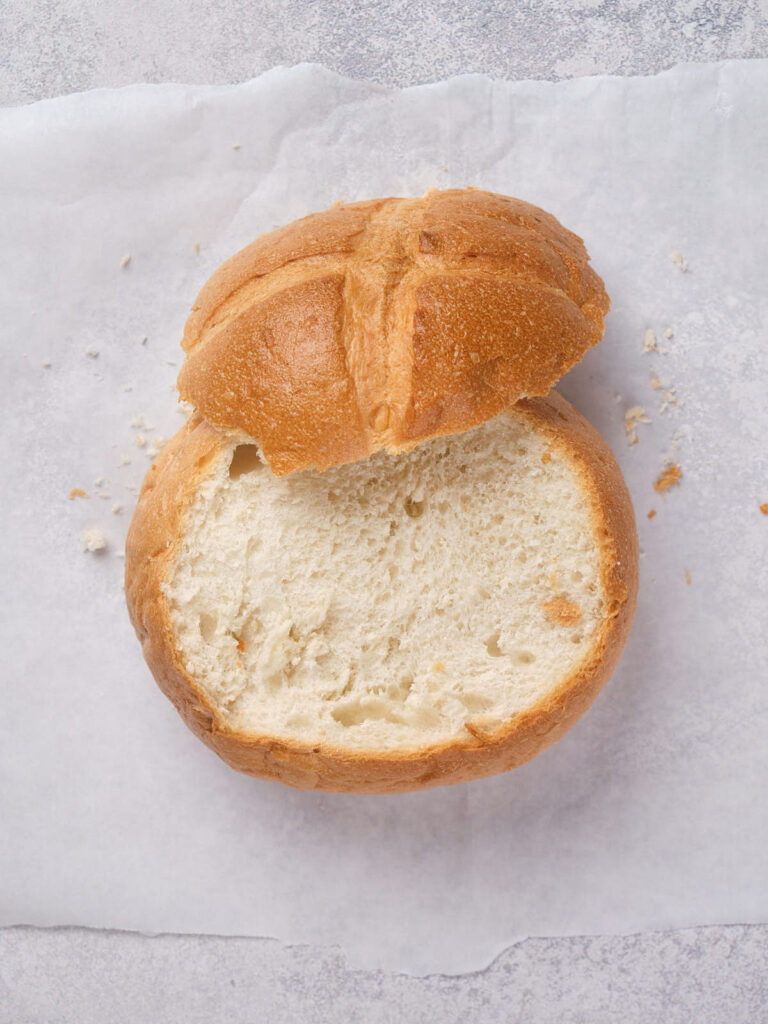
[1,61,766,975]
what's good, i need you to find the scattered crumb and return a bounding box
[135,434,147,448]
[41,359,52,369]
[140,335,148,345]
[643,329,668,354]
[650,372,682,412]
[120,455,132,466]
[541,451,552,464]
[624,405,651,445]
[120,254,132,269]
[542,596,582,627]
[615,394,623,403]
[131,414,145,429]
[665,327,674,339]
[147,436,167,460]
[98,492,111,500]
[232,143,241,150]
[670,250,689,272]
[94,477,105,487]
[176,399,194,419]
[193,242,200,255]
[647,509,657,519]
[68,488,89,500]
[654,464,683,493]
[760,503,768,515]
[685,570,692,585]
[85,347,99,358]
[115,551,125,559]
[80,527,107,553]
[112,503,123,514]
[123,385,133,392]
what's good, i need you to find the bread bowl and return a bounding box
[126,188,637,792]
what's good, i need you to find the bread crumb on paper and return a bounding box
[760,503,768,515]
[115,551,125,559]
[232,143,241,150]
[120,455,131,466]
[131,415,145,429]
[140,335,148,345]
[135,434,147,448]
[120,254,132,269]
[69,488,89,500]
[98,492,111,500]
[650,372,682,412]
[647,509,657,519]
[177,400,194,420]
[85,347,99,358]
[685,570,692,585]
[193,242,200,255]
[147,436,167,460]
[624,405,651,445]
[665,327,674,339]
[643,329,668,354]
[41,359,52,369]
[670,250,689,272]
[80,527,107,553]
[654,464,682,494]
[112,503,123,514]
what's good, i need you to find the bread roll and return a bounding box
[126,393,637,793]
[178,189,609,475]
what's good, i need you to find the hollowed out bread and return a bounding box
[126,392,637,793]
[178,189,609,475]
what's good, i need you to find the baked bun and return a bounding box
[126,393,637,793]
[178,189,609,475]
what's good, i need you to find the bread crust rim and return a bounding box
[126,392,638,794]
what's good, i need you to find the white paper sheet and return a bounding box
[1,61,766,975]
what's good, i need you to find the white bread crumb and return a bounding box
[98,492,111,500]
[193,242,200,255]
[176,400,195,419]
[232,143,241,150]
[112,503,123,514]
[140,336,148,345]
[93,477,105,487]
[120,254,132,268]
[147,436,167,460]
[131,415,145,429]
[86,347,99,358]
[665,327,674,339]
[643,329,668,355]
[670,250,689,272]
[81,527,107,552]
[624,405,651,445]
[120,455,131,466]
[41,359,52,368]
[135,434,147,448]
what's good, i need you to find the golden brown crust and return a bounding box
[125,392,638,794]
[177,189,609,475]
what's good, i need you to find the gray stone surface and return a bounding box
[2,2,767,1019]
[1,0,767,104]
[2,925,767,1023]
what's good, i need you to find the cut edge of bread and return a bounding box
[125,392,637,794]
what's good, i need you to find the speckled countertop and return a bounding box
[1,3,767,1021]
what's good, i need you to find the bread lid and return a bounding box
[178,188,609,475]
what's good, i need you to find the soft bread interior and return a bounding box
[165,410,605,751]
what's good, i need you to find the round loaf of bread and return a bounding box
[126,393,637,793]
[178,189,609,475]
